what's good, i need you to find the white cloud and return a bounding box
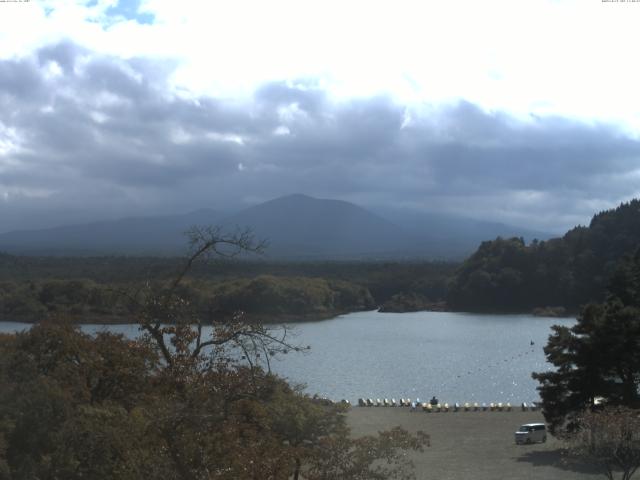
[1,0,639,131]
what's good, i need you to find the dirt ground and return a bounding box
[347,407,601,480]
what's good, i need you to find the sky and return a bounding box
[1,0,640,234]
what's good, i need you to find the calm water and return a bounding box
[0,311,574,404]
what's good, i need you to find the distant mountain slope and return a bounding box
[0,209,221,255]
[373,207,552,258]
[447,199,640,312]
[0,194,553,259]
[219,194,414,259]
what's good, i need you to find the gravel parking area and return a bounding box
[347,407,600,479]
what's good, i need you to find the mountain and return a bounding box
[0,194,552,259]
[0,209,221,255]
[218,194,413,259]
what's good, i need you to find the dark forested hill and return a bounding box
[447,199,640,312]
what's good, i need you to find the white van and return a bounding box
[514,423,546,444]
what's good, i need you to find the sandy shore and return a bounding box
[347,407,600,479]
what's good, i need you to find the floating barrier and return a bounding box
[357,397,541,413]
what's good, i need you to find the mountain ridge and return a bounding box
[0,195,551,259]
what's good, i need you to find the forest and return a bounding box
[447,199,640,313]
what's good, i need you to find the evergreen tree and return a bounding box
[533,250,640,434]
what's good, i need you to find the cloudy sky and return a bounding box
[1,0,640,234]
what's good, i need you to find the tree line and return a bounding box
[0,276,378,324]
[0,255,455,322]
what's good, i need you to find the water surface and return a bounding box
[0,311,574,403]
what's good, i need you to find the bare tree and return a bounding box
[571,407,640,480]
[122,225,303,373]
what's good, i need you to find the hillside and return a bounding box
[447,199,640,312]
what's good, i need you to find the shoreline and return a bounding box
[0,309,359,326]
[0,306,577,326]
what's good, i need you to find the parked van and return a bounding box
[514,423,546,444]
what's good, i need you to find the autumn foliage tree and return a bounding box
[0,226,428,479]
[571,407,640,480]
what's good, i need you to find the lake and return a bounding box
[0,310,574,404]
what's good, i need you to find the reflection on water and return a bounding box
[0,310,574,403]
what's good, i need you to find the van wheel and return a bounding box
[526,438,532,444]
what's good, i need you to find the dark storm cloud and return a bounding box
[1,41,639,233]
